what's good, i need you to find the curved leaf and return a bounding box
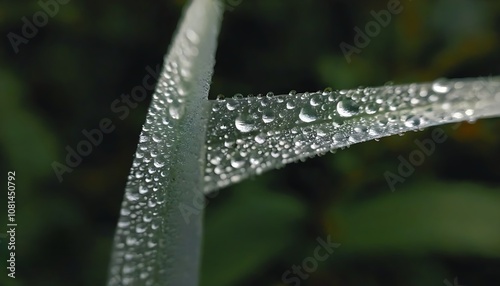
[107,0,223,285]
[204,77,500,192]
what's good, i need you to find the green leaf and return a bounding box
[204,77,500,192]
[201,184,307,286]
[330,181,500,256]
[107,0,223,285]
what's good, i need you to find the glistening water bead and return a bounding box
[336,99,360,117]
[235,112,256,133]
[299,106,318,123]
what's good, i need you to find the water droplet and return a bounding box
[365,103,378,114]
[254,133,266,144]
[432,80,450,94]
[126,192,140,202]
[139,185,149,194]
[153,159,165,168]
[299,107,317,122]
[293,134,306,147]
[286,100,296,109]
[169,103,185,120]
[230,155,245,168]
[148,198,157,208]
[136,223,147,233]
[185,29,200,44]
[337,99,360,117]
[126,237,137,246]
[369,126,383,136]
[262,110,275,123]
[333,133,345,143]
[235,113,256,133]
[209,156,221,165]
[118,220,130,228]
[151,219,161,230]
[226,100,239,111]
[143,214,153,223]
[405,115,420,128]
[310,94,322,106]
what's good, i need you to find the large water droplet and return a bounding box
[286,100,296,109]
[299,107,317,122]
[337,99,360,117]
[310,93,322,106]
[235,113,256,133]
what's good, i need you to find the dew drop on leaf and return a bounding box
[254,133,266,144]
[299,106,318,122]
[262,110,275,123]
[432,79,450,94]
[310,93,322,106]
[235,112,256,133]
[337,99,360,117]
[404,115,421,128]
[126,192,140,202]
[230,154,245,168]
[138,185,149,195]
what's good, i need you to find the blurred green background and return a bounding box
[1,0,500,285]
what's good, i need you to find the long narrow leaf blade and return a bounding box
[108,0,222,285]
[204,77,500,192]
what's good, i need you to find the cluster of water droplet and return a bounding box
[204,77,500,192]
[109,28,203,286]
